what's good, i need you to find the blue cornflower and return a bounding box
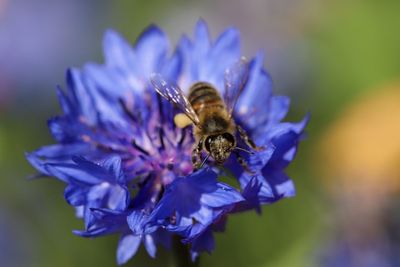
[26,20,308,264]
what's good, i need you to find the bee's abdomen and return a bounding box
[188,82,224,114]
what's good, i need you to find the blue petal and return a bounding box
[127,210,147,235]
[283,147,297,162]
[74,206,84,218]
[87,184,111,205]
[26,152,50,175]
[25,143,92,175]
[143,234,157,258]
[135,25,169,76]
[268,96,291,124]
[56,86,77,117]
[194,19,211,55]
[276,179,296,198]
[266,114,309,142]
[239,173,275,202]
[262,170,296,198]
[28,143,91,159]
[84,64,129,98]
[73,156,114,178]
[211,27,240,60]
[64,184,87,206]
[116,234,141,265]
[102,156,125,184]
[47,117,77,143]
[236,177,262,213]
[83,75,132,128]
[73,227,111,237]
[161,49,182,82]
[103,29,136,71]
[265,130,303,170]
[200,183,244,208]
[246,145,276,172]
[45,162,102,184]
[90,207,124,219]
[190,228,215,258]
[206,27,241,88]
[74,208,127,238]
[192,205,213,225]
[236,52,273,132]
[131,176,161,210]
[146,169,243,239]
[107,185,130,211]
[66,69,97,124]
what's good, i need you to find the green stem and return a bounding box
[172,236,200,267]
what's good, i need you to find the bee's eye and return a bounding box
[222,133,235,145]
[204,136,213,151]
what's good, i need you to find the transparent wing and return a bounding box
[223,57,250,118]
[150,73,200,125]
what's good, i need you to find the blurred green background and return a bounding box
[1,0,400,266]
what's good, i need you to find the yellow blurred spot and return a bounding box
[174,113,192,128]
[318,83,400,193]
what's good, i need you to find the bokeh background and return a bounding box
[1,0,400,266]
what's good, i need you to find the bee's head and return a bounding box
[205,133,236,165]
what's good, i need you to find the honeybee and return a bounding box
[151,57,261,170]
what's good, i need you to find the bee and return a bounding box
[151,57,261,170]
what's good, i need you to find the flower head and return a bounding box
[27,20,308,264]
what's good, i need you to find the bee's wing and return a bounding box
[150,73,200,126]
[223,57,249,119]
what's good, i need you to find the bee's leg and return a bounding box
[237,125,264,151]
[233,151,254,174]
[192,139,203,170]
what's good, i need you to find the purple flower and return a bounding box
[26,20,308,264]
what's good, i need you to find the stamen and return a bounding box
[158,127,165,150]
[119,98,137,122]
[81,134,117,152]
[131,140,150,156]
[156,93,165,123]
[178,128,186,147]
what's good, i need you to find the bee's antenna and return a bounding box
[234,147,254,154]
[200,153,211,168]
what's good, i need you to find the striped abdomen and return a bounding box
[188,82,225,115]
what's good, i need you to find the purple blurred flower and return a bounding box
[26,20,308,264]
